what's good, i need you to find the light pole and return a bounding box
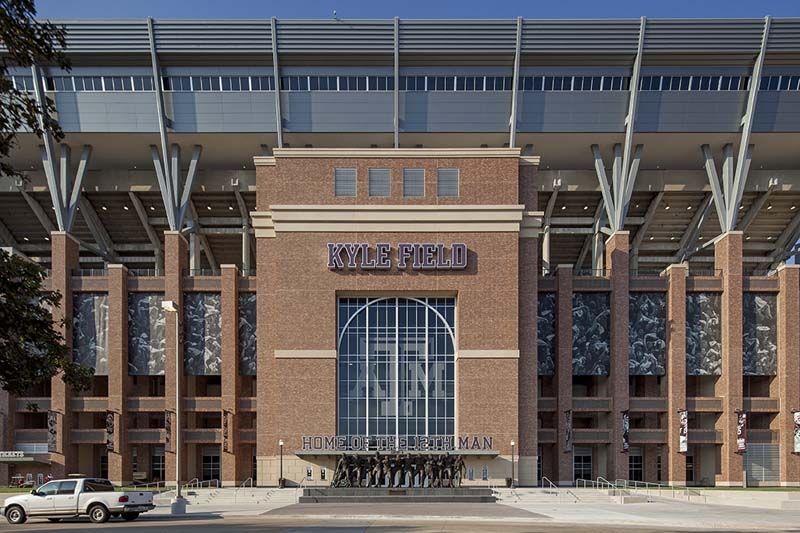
[161,300,185,514]
[510,440,515,489]
[278,439,284,488]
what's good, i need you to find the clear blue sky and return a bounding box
[35,0,799,20]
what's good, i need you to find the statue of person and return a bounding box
[423,454,435,488]
[453,455,465,488]
[333,453,348,487]
[370,452,383,487]
[388,453,402,487]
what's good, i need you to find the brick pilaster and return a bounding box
[665,263,687,485]
[256,233,275,485]
[714,231,744,486]
[164,231,188,485]
[107,264,130,484]
[556,264,573,485]
[777,264,800,486]
[518,234,538,486]
[221,264,241,486]
[605,231,630,481]
[49,232,80,477]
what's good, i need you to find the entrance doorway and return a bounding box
[573,446,592,483]
[202,447,221,481]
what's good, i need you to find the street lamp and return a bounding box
[161,300,185,514]
[510,440,515,489]
[278,439,285,488]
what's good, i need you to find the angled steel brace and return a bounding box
[541,178,561,274]
[701,144,729,233]
[175,145,203,231]
[576,201,606,269]
[189,201,219,274]
[0,216,19,247]
[270,17,284,148]
[738,182,776,232]
[629,191,664,271]
[128,192,164,274]
[509,16,523,149]
[591,145,616,229]
[678,194,714,261]
[765,210,800,269]
[19,189,55,233]
[77,195,117,261]
[150,145,176,230]
[727,16,771,230]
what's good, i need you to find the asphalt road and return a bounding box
[1,515,792,533]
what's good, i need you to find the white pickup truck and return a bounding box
[1,477,155,524]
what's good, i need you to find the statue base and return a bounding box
[298,487,496,503]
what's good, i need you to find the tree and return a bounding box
[1,0,70,180]
[0,249,92,396]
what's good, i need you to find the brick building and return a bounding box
[1,16,800,488]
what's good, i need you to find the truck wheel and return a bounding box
[5,505,26,524]
[121,512,140,521]
[88,504,110,524]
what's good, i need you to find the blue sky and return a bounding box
[36,0,799,20]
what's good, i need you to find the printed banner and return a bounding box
[165,410,172,453]
[679,409,688,453]
[793,411,800,454]
[621,410,630,453]
[736,411,747,454]
[105,411,115,452]
[564,410,572,453]
[47,410,58,452]
[222,410,230,453]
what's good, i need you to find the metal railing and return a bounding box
[72,268,108,277]
[182,478,220,490]
[184,268,220,277]
[294,476,308,504]
[128,268,160,277]
[574,268,606,277]
[233,477,254,503]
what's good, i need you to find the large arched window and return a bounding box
[337,297,455,447]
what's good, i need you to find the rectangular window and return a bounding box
[75,76,103,91]
[368,168,391,197]
[251,76,274,91]
[437,168,459,198]
[151,448,165,482]
[132,76,154,91]
[334,168,357,197]
[403,168,425,197]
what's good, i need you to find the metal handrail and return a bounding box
[294,476,307,503]
[541,476,558,491]
[233,477,253,503]
[182,478,200,490]
[182,478,220,490]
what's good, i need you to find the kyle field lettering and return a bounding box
[327,243,467,271]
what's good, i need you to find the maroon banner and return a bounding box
[621,410,630,453]
[165,410,172,453]
[679,409,688,453]
[736,411,747,454]
[105,411,115,452]
[47,410,58,452]
[222,410,230,453]
[564,410,572,453]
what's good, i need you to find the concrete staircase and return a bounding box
[495,487,617,504]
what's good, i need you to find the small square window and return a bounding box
[334,168,356,197]
[437,168,459,198]
[368,169,390,197]
[403,169,425,197]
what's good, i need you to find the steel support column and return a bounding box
[393,16,400,149]
[509,16,523,149]
[270,17,283,149]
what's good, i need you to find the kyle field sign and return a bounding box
[327,243,467,271]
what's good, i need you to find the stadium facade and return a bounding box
[1,16,800,488]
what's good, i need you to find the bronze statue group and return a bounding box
[331,452,466,488]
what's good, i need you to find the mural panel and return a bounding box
[73,293,108,375]
[184,292,222,375]
[742,293,778,376]
[629,292,667,375]
[686,292,722,375]
[239,293,257,375]
[572,292,610,375]
[128,293,166,375]
[537,293,556,375]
